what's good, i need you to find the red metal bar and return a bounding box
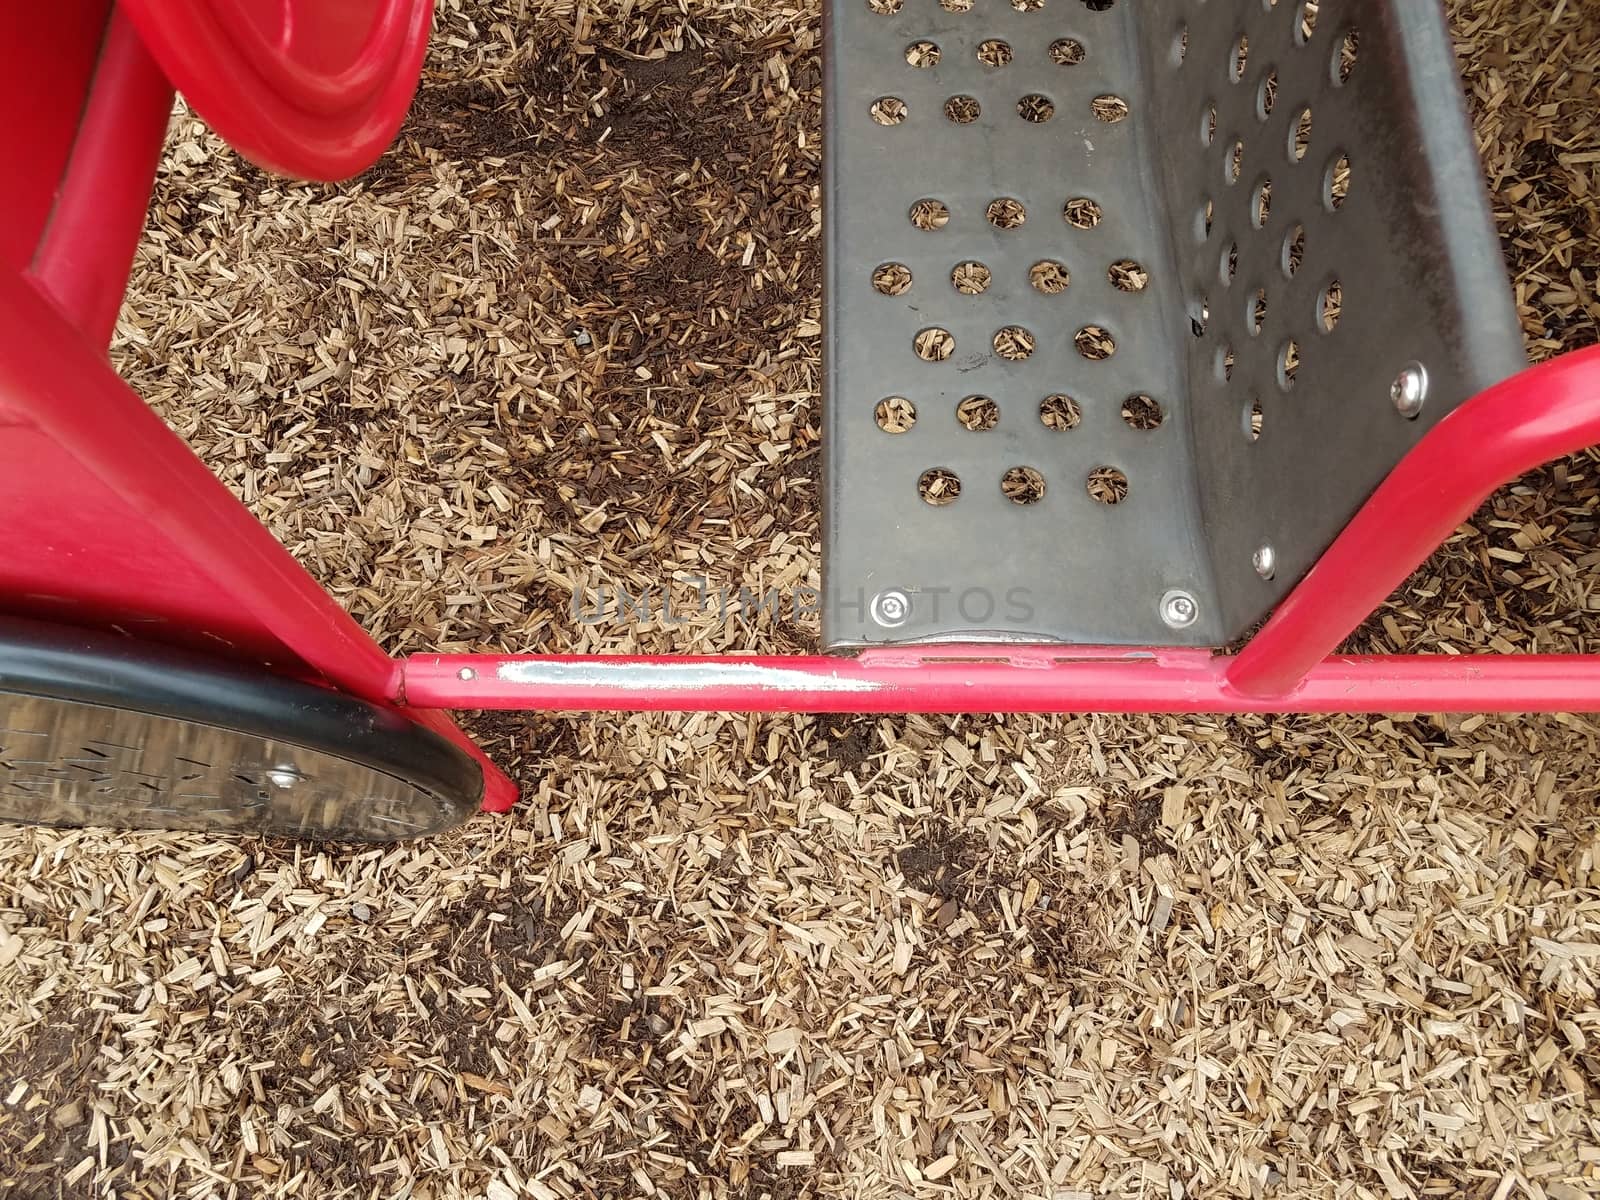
[396,647,1600,714]
[28,10,174,347]
[1227,346,1600,697]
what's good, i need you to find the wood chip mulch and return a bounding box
[3,1,1600,1197]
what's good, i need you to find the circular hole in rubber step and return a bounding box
[1039,394,1081,431]
[1002,466,1046,505]
[1216,343,1235,383]
[919,468,962,505]
[871,97,908,125]
[1231,34,1249,81]
[1220,241,1239,285]
[875,397,916,433]
[1250,287,1268,335]
[988,197,1027,228]
[1075,325,1116,360]
[1326,152,1352,210]
[1244,396,1263,442]
[1087,466,1129,505]
[978,39,1013,66]
[1321,280,1343,332]
[945,95,982,123]
[1064,197,1103,229]
[906,40,940,67]
[1121,394,1163,430]
[1030,260,1070,294]
[1297,1,1319,44]
[952,261,992,294]
[1018,94,1055,122]
[873,263,912,295]
[868,0,903,12]
[1092,95,1129,123]
[1334,28,1359,84]
[1290,107,1312,161]
[1227,139,1245,184]
[1278,338,1300,388]
[1282,224,1305,277]
[940,0,972,10]
[1051,38,1086,65]
[910,198,950,230]
[1109,258,1148,292]
[914,327,956,361]
[994,326,1036,361]
[1258,69,1278,118]
[1253,177,1273,228]
[957,395,1000,431]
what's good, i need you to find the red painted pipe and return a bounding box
[1228,347,1600,697]
[397,647,1600,714]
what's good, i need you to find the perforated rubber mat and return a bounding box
[822,0,1525,648]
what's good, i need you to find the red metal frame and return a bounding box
[118,0,432,181]
[390,346,1600,717]
[3,8,1599,819]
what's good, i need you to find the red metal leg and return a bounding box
[1226,346,1600,697]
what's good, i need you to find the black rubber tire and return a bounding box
[0,617,482,841]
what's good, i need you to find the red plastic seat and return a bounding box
[120,0,431,180]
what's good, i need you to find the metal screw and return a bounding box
[871,589,911,628]
[1160,589,1199,630]
[457,667,477,681]
[1252,545,1277,580]
[1391,362,1428,419]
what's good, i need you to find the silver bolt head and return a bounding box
[871,589,911,628]
[1391,363,1428,419]
[457,667,477,681]
[1160,589,1199,630]
[268,768,299,790]
[1252,545,1277,580]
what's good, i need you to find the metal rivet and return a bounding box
[871,589,911,628]
[268,768,299,790]
[1252,545,1277,580]
[1160,589,1199,630]
[457,667,477,681]
[1391,362,1428,419]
